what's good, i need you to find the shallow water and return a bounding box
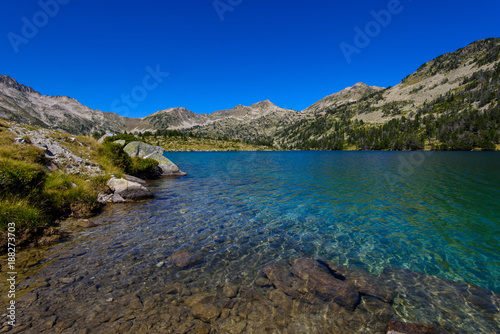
[4,151,500,333]
[153,151,500,292]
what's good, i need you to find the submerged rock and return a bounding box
[170,249,203,269]
[123,141,187,176]
[290,257,360,311]
[222,283,239,298]
[324,260,396,303]
[385,320,440,334]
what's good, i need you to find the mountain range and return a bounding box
[1,37,499,150]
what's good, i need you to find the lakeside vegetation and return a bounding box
[0,123,163,251]
[0,122,272,251]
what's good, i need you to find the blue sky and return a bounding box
[0,0,499,117]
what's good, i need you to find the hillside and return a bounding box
[275,38,500,151]
[0,75,130,135]
[302,83,385,115]
[0,37,499,150]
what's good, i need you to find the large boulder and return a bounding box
[107,177,153,201]
[123,141,186,176]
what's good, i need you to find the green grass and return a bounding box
[0,199,50,230]
[0,123,115,249]
[43,172,102,219]
[0,158,46,197]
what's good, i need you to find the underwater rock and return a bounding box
[385,320,440,334]
[170,249,203,269]
[325,260,396,303]
[290,257,360,311]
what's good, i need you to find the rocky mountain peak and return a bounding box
[251,100,277,109]
[302,82,384,114]
[0,74,37,94]
[350,82,369,89]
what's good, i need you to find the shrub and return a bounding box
[104,133,141,145]
[128,157,160,179]
[98,142,132,171]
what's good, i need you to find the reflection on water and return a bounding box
[4,151,500,333]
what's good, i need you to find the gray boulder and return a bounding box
[107,177,153,201]
[123,141,186,176]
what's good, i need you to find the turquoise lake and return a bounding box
[11,151,500,333]
[155,151,500,293]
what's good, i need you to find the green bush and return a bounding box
[129,157,160,179]
[98,142,132,171]
[98,142,161,179]
[0,158,46,197]
[104,133,141,145]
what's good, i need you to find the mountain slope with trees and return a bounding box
[0,38,498,151]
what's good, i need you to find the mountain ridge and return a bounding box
[0,37,499,149]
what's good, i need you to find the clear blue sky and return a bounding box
[0,0,499,117]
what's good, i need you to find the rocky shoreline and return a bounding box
[3,243,499,333]
[1,123,187,253]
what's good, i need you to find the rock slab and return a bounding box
[123,141,187,176]
[107,177,153,201]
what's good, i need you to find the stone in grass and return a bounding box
[113,139,126,146]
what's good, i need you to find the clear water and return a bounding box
[9,151,500,333]
[151,151,500,292]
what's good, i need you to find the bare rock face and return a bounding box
[106,177,153,201]
[123,141,186,176]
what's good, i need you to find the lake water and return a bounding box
[7,151,500,333]
[159,151,500,293]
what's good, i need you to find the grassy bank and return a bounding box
[0,122,160,252]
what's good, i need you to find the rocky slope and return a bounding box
[1,38,498,149]
[302,82,385,115]
[0,75,131,135]
[186,100,301,144]
[275,37,500,150]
